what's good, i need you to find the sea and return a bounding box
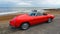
[0,7,49,16]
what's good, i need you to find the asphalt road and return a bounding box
[0,14,60,34]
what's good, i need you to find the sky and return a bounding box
[0,0,60,8]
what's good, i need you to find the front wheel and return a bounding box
[47,18,52,23]
[20,23,30,30]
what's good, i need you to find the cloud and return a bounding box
[30,0,60,7]
[0,0,60,8]
[17,2,32,5]
[39,0,60,5]
[0,0,32,7]
[11,0,32,6]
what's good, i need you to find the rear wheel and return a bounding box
[47,18,52,23]
[20,23,30,30]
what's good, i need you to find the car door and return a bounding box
[38,15,48,23]
[42,15,49,22]
[35,16,44,24]
[29,13,40,25]
[30,12,44,25]
[35,12,48,24]
[31,13,43,25]
[30,16,40,25]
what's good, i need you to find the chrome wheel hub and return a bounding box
[21,23,29,29]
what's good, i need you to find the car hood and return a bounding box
[13,14,32,20]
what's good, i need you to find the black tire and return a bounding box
[47,18,52,23]
[20,23,30,30]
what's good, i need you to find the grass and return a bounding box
[45,10,60,14]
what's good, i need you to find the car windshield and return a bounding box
[29,12,36,16]
[29,10,37,16]
[28,10,44,16]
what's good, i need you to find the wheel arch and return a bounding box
[19,21,31,27]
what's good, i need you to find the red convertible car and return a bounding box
[9,10,54,30]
